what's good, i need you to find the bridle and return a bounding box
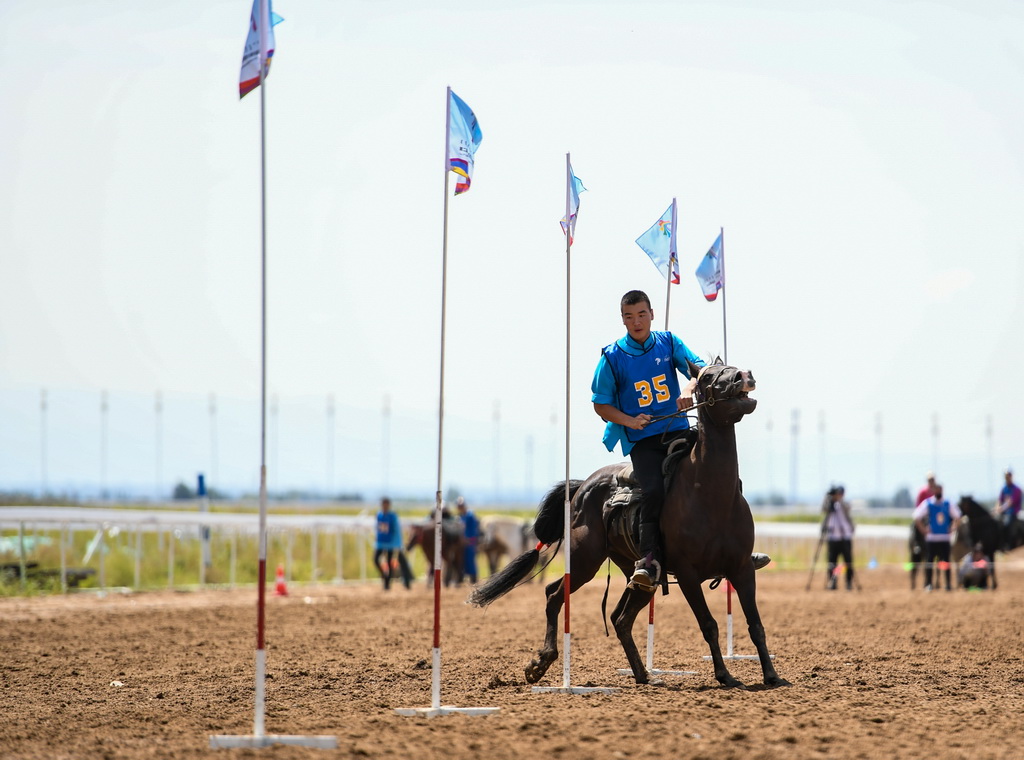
[644,363,732,426]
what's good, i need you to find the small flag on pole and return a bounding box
[635,203,679,284]
[695,231,724,301]
[560,165,586,244]
[239,0,284,99]
[448,89,483,195]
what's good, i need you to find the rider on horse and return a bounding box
[591,289,703,592]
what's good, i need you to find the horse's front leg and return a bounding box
[731,569,790,688]
[610,587,655,684]
[676,575,743,688]
[524,578,564,683]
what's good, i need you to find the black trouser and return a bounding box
[923,541,952,590]
[628,431,688,527]
[374,547,412,590]
[826,539,854,589]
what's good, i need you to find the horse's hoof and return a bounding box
[766,676,791,688]
[719,677,746,689]
[524,660,546,684]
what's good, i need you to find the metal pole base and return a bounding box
[531,685,619,695]
[703,654,775,661]
[210,734,337,749]
[617,668,697,676]
[395,706,500,717]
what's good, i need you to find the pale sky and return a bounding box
[1,0,1022,504]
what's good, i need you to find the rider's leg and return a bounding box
[627,437,669,591]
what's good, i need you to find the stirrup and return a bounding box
[628,559,661,592]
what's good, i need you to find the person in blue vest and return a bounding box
[996,468,1022,551]
[374,497,412,590]
[912,484,962,592]
[591,289,705,592]
[456,497,479,584]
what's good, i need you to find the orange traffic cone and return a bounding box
[274,564,288,596]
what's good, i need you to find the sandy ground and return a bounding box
[2,563,1024,760]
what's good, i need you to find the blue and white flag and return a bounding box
[635,203,679,283]
[448,89,483,194]
[559,165,586,244]
[695,231,724,301]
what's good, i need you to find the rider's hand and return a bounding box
[631,414,651,430]
[676,394,694,412]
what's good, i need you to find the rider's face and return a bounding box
[621,302,653,343]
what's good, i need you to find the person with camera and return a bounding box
[821,485,855,590]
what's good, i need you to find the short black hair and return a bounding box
[620,290,651,310]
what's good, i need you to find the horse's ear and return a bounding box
[687,358,703,379]
[713,355,724,366]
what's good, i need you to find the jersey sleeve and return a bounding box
[670,335,704,378]
[591,350,617,405]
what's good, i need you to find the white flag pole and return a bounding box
[396,87,498,717]
[664,197,677,330]
[211,4,336,749]
[533,154,616,696]
[720,226,727,365]
[621,196,696,680]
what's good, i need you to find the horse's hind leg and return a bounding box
[524,578,564,683]
[731,572,789,688]
[610,587,655,684]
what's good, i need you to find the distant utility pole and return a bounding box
[985,414,994,489]
[493,399,501,502]
[549,406,558,485]
[525,435,534,500]
[818,410,826,492]
[40,388,48,497]
[875,412,883,501]
[931,412,939,474]
[765,415,774,497]
[100,389,109,499]
[789,409,800,505]
[209,393,218,489]
[155,390,163,500]
[326,393,335,497]
[270,393,279,495]
[382,394,391,495]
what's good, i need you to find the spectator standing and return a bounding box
[909,472,937,589]
[822,485,855,590]
[912,484,961,591]
[996,468,1022,551]
[456,497,480,584]
[374,497,412,590]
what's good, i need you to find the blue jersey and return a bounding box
[927,499,953,537]
[592,331,704,455]
[375,511,403,550]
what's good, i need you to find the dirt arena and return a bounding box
[3,563,1024,760]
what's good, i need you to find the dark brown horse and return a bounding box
[470,360,787,689]
[406,518,464,587]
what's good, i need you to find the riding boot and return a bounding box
[629,522,662,593]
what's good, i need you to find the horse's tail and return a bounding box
[405,525,421,553]
[468,479,585,608]
[533,479,586,544]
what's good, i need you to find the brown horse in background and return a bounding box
[470,360,787,689]
[406,519,464,587]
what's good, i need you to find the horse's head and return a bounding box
[688,358,757,424]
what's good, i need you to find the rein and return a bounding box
[645,363,728,425]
